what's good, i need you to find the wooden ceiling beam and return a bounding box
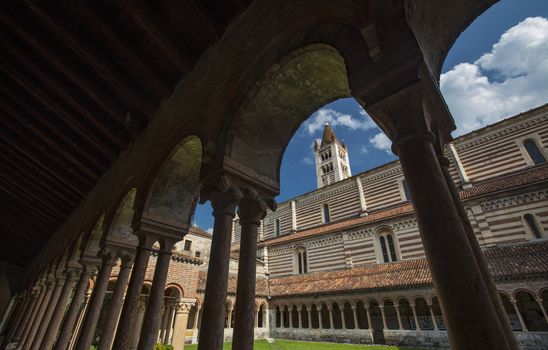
[0,38,126,151]
[0,63,117,164]
[0,110,100,183]
[0,190,64,229]
[0,125,95,191]
[0,13,129,125]
[21,1,158,117]
[0,93,108,174]
[0,151,81,203]
[186,0,223,40]
[116,0,197,73]
[0,208,51,241]
[0,139,86,198]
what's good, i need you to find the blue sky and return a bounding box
[193,1,548,232]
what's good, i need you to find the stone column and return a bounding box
[351,305,359,329]
[297,306,303,329]
[288,308,294,329]
[54,265,95,350]
[395,304,403,330]
[428,302,439,331]
[23,276,55,349]
[307,307,312,329]
[340,306,346,329]
[511,300,528,332]
[112,235,155,350]
[232,187,271,350]
[164,303,176,344]
[10,290,35,342]
[172,302,192,350]
[198,176,243,350]
[394,128,510,347]
[30,274,67,350]
[536,298,548,324]
[41,269,81,350]
[0,295,16,335]
[69,289,92,349]
[158,303,169,343]
[379,305,387,330]
[410,303,420,331]
[317,307,323,330]
[18,283,45,346]
[227,307,233,329]
[438,156,518,349]
[367,80,513,350]
[130,299,147,350]
[365,305,372,330]
[97,252,134,350]
[74,250,116,350]
[137,239,177,350]
[327,306,333,329]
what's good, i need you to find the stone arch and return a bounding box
[290,305,299,328]
[103,187,139,247]
[81,214,106,259]
[300,304,309,329]
[499,292,521,331]
[414,296,432,330]
[332,302,343,329]
[430,296,444,330]
[164,284,183,299]
[343,301,354,329]
[355,300,368,329]
[514,290,548,332]
[142,135,203,227]
[374,226,401,263]
[398,298,413,330]
[382,298,399,330]
[310,304,320,329]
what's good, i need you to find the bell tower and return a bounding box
[314,123,352,188]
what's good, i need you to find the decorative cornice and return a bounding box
[480,190,548,212]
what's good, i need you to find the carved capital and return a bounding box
[175,302,193,314]
[237,187,276,226]
[200,176,243,218]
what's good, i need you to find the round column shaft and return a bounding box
[30,275,66,350]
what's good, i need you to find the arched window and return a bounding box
[402,179,412,201]
[523,140,546,165]
[524,214,543,239]
[294,247,308,274]
[322,203,330,223]
[377,231,399,263]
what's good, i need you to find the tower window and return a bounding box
[295,247,308,274]
[377,232,399,263]
[184,240,192,251]
[524,214,543,239]
[274,219,281,236]
[322,204,330,224]
[402,179,412,201]
[523,140,546,165]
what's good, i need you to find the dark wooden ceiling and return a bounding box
[0,0,252,267]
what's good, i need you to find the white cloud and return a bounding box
[303,108,376,135]
[301,156,314,165]
[360,145,369,154]
[369,132,392,153]
[206,227,213,234]
[441,17,548,135]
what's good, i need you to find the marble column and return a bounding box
[158,303,169,343]
[172,302,192,350]
[41,269,81,350]
[365,305,372,330]
[297,307,303,329]
[74,250,116,350]
[23,276,55,349]
[69,289,92,349]
[394,127,510,348]
[15,288,41,344]
[198,176,242,350]
[112,235,155,350]
[395,305,404,330]
[54,265,95,350]
[428,302,439,331]
[410,304,420,331]
[18,284,45,346]
[317,307,323,330]
[327,306,333,329]
[97,252,134,350]
[30,274,67,350]
[227,308,233,329]
[537,298,548,324]
[254,307,259,328]
[351,305,359,329]
[307,307,312,329]
[511,300,528,332]
[438,156,518,349]
[130,299,147,350]
[9,290,34,342]
[379,305,388,330]
[288,309,294,329]
[164,303,176,344]
[0,295,16,335]
[137,239,176,350]
[340,306,346,329]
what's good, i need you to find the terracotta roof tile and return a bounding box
[268,240,548,297]
[262,164,548,247]
[197,271,269,296]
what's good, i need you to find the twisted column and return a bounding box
[97,252,134,350]
[112,234,155,350]
[30,274,67,350]
[73,250,116,350]
[54,264,95,350]
[198,176,242,350]
[41,268,80,349]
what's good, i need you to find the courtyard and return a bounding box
[185,340,432,350]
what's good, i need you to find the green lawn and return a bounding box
[184,339,431,350]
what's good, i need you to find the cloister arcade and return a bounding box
[0,1,532,350]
